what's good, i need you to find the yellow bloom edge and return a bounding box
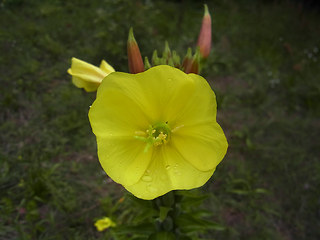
[89,65,228,200]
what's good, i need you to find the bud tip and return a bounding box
[204,4,210,16]
[128,27,136,44]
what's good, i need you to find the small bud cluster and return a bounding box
[148,42,180,69]
[127,4,212,75]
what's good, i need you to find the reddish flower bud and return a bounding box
[127,28,144,74]
[185,48,201,74]
[197,4,212,58]
[182,47,193,72]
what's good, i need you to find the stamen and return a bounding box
[134,122,171,152]
[135,130,146,136]
[171,125,184,133]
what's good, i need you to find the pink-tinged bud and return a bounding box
[127,28,144,74]
[197,4,212,58]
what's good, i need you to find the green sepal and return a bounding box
[185,47,192,59]
[160,57,167,65]
[172,50,181,68]
[162,41,171,59]
[192,46,202,73]
[144,56,151,70]
[167,58,174,67]
[152,50,159,66]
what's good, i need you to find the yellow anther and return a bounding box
[157,132,167,141]
[134,123,170,152]
[153,131,167,146]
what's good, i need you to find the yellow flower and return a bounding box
[89,65,228,200]
[94,217,116,232]
[67,57,115,92]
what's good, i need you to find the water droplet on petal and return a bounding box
[142,175,152,182]
[165,165,171,170]
[147,185,157,193]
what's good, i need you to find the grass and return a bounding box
[0,0,319,239]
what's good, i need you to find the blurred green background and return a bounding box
[0,0,319,239]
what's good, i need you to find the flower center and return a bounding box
[134,122,171,152]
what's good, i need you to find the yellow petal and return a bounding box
[166,73,227,171]
[94,217,116,232]
[89,81,153,185]
[100,60,115,74]
[96,137,152,186]
[68,57,106,83]
[133,65,195,123]
[94,65,195,123]
[169,73,217,128]
[68,57,115,92]
[70,75,100,92]
[89,80,150,138]
[172,121,228,171]
[124,145,214,200]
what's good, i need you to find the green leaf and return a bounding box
[162,217,173,232]
[176,214,226,233]
[148,231,176,240]
[179,236,193,240]
[228,189,250,195]
[181,194,209,208]
[160,191,175,207]
[113,223,155,236]
[189,209,213,218]
[254,188,269,194]
[159,206,172,221]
